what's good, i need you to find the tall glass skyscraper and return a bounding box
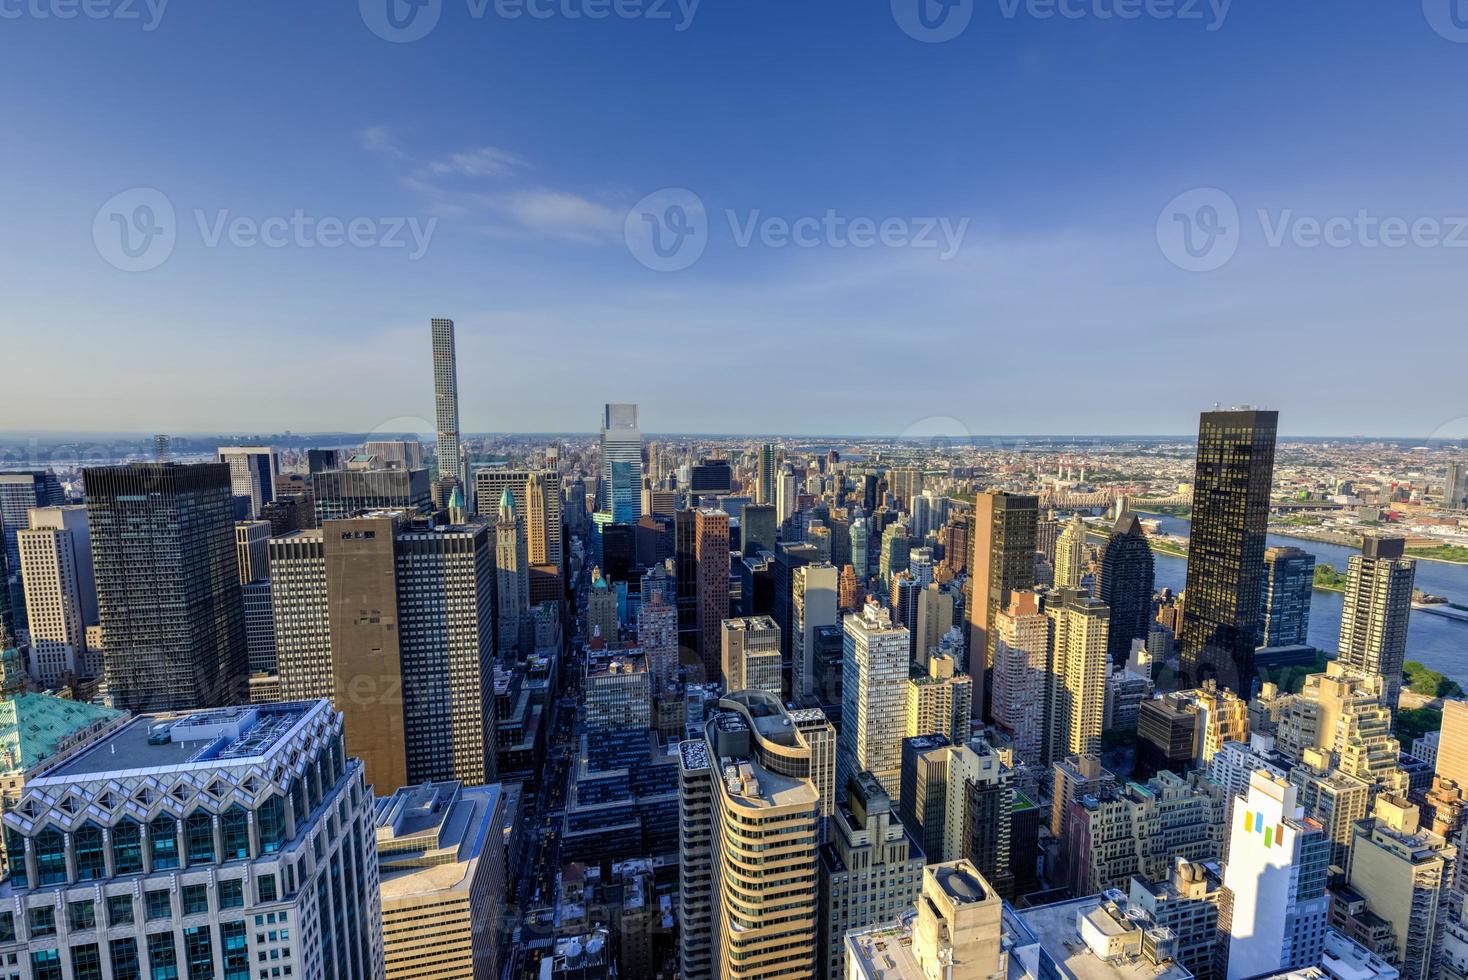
[600,403,642,521]
[431,317,462,484]
[1257,545,1315,648]
[1097,513,1156,665]
[1180,409,1278,696]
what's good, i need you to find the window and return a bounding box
[29,905,56,938]
[147,932,178,980]
[3,828,26,888]
[221,807,250,861]
[182,884,209,915]
[71,944,103,980]
[184,926,213,980]
[108,895,135,927]
[258,796,286,855]
[110,938,142,980]
[146,889,173,922]
[150,816,180,871]
[29,950,61,980]
[35,826,67,885]
[220,879,245,909]
[69,899,96,931]
[0,911,12,942]
[257,874,278,903]
[75,823,107,880]
[222,921,249,980]
[185,811,215,865]
[113,819,143,876]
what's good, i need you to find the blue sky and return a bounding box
[3,0,1466,438]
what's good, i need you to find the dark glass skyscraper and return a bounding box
[1258,545,1315,648]
[1096,513,1155,666]
[1179,409,1279,695]
[0,470,65,638]
[83,463,247,711]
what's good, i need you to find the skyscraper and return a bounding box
[757,442,776,505]
[1445,460,1468,509]
[310,467,432,524]
[495,488,530,660]
[721,616,782,696]
[17,506,98,687]
[1219,770,1331,980]
[474,468,564,604]
[233,519,271,584]
[216,446,278,517]
[1180,408,1278,695]
[677,691,824,980]
[271,512,496,790]
[431,317,462,484]
[968,491,1039,721]
[1054,513,1088,590]
[1046,586,1110,761]
[84,463,247,712]
[0,700,384,980]
[839,599,911,802]
[1258,545,1315,649]
[600,403,643,521]
[991,590,1051,767]
[792,562,838,698]
[1337,535,1416,706]
[693,508,730,682]
[0,470,65,638]
[1097,513,1156,665]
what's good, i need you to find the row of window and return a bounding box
[0,875,282,943]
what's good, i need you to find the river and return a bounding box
[1135,513,1468,687]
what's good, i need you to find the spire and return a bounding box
[499,487,516,516]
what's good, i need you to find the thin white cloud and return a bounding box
[358,125,404,158]
[419,146,525,180]
[496,188,622,243]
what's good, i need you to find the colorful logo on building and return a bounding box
[1244,810,1285,848]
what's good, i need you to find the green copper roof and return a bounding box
[0,693,126,773]
[499,487,516,513]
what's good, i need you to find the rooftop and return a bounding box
[1019,896,1193,980]
[38,703,320,783]
[0,694,126,774]
[375,781,502,900]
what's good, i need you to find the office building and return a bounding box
[818,772,925,980]
[311,467,433,524]
[1017,891,1195,980]
[1047,586,1110,761]
[363,440,424,472]
[233,518,271,585]
[879,520,910,583]
[85,463,247,711]
[968,491,1038,720]
[271,512,495,791]
[849,517,870,583]
[1138,684,1250,774]
[792,562,839,698]
[1180,409,1279,695]
[215,446,278,520]
[741,502,776,557]
[1220,770,1332,980]
[474,468,565,596]
[1054,513,1088,590]
[241,578,276,676]
[840,600,911,802]
[1436,699,1468,790]
[901,734,953,865]
[677,691,823,980]
[721,615,782,697]
[431,317,462,484]
[949,737,1015,898]
[1337,536,1416,707]
[0,701,384,980]
[906,653,972,744]
[0,471,65,638]
[600,403,643,521]
[375,780,509,980]
[17,507,99,687]
[756,443,776,505]
[845,861,1024,980]
[1446,460,1468,509]
[561,728,680,867]
[1287,751,1372,869]
[584,651,652,730]
[1259,546,1316,649]
[913,582,955,667]
[1098,513,1156,665]
[1128,859,1225,980]
[1338,796,1456,980]
[991,590,1051,767]
[693,508,730,682]
[495,489,530,660]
